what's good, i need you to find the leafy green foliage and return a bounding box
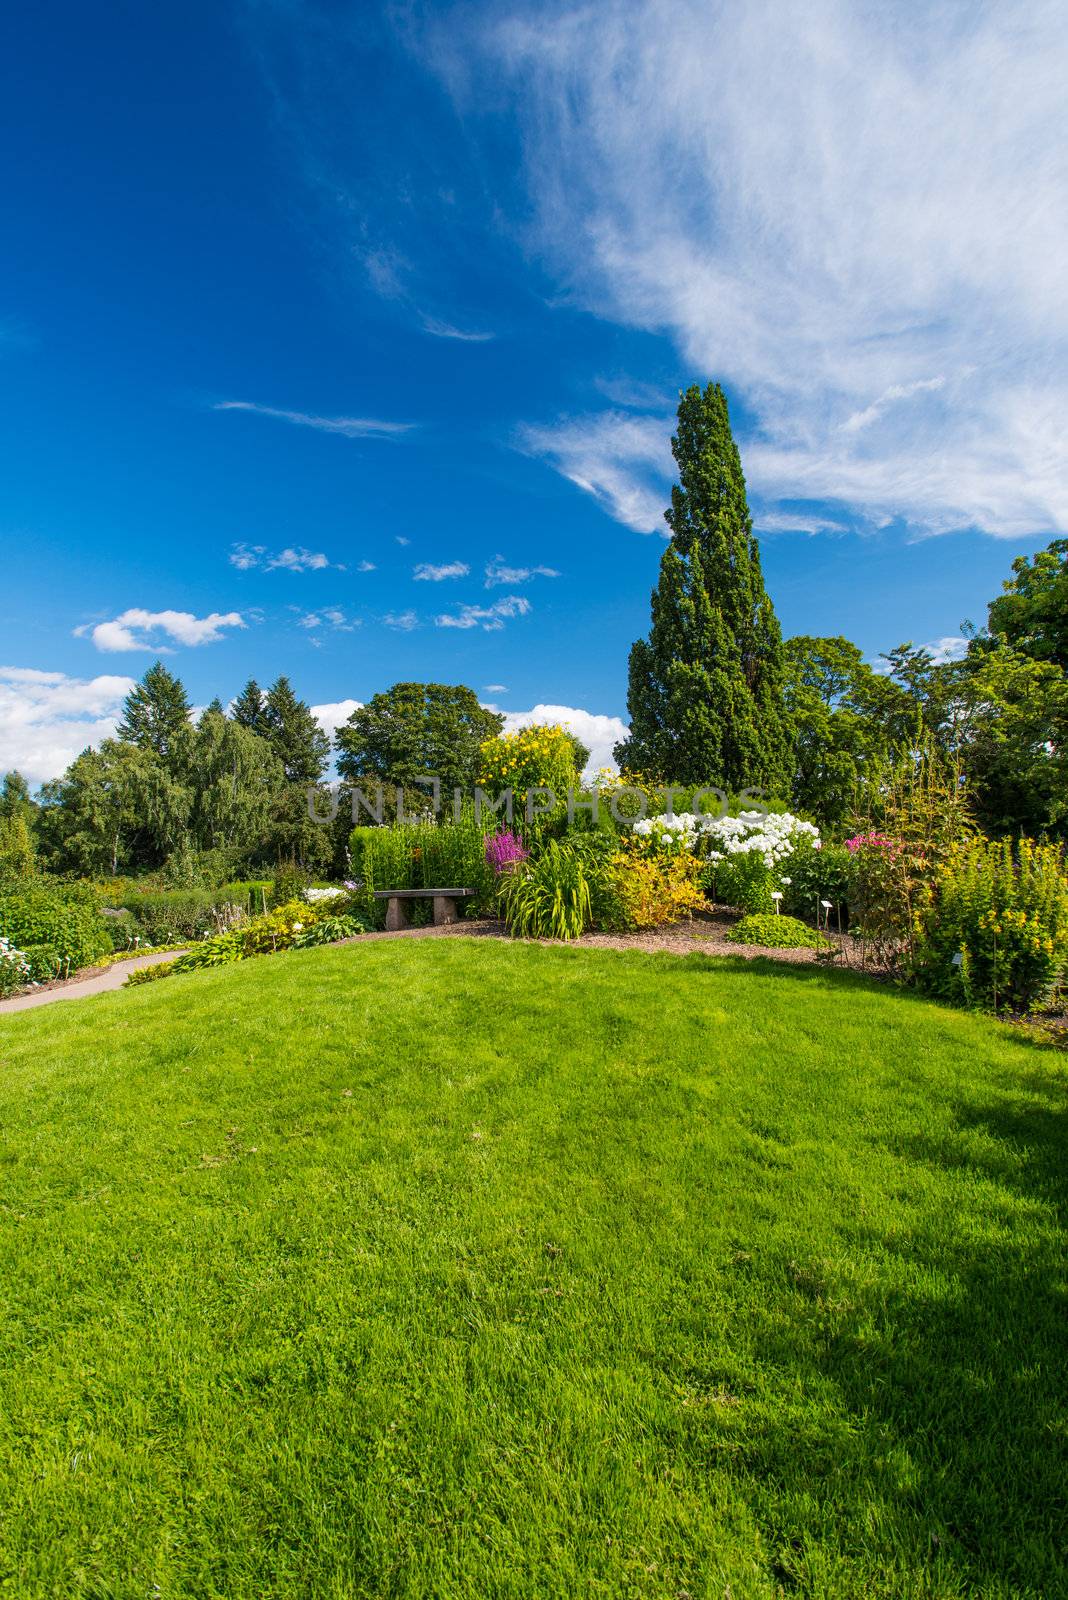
[0,881,110,977]
[727,912,834,948]
[291,914,369,948]
[498,840,594,940]
[986,536,1068,669]
[123,958,178,987]
[617,382,792,794]
[336,683,503,795]
[108,883,267,944]
[781,839,851,926]
[912,837,1068,1013]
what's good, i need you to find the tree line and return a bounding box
[2,381,1065,882]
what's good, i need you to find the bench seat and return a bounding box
[372,887,477,930]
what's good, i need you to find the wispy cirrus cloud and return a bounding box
[432,0,1068,539]
[420,315,495,342]
[484,555,560,587]
[75,609,246,652]
[214,400,413,439]
[413,560,470,581]
[436,595,531,632]
[382,609,420,631]
[517,412,673,534]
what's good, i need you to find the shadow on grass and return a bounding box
[742,1074,1068,1592]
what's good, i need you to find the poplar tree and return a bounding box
[615,383,792,794]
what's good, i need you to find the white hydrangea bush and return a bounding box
[632,809,821,914]
[632,809,820,866]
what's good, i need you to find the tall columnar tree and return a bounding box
[116,662,193,767]
[615,383,792,793]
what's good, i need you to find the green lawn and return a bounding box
[0,941,1065,1598]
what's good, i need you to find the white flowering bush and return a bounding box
[632,809,821,914]
[304,886,348,904]
[0,935,33,998]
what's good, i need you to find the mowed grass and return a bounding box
[0,941,1065,1599]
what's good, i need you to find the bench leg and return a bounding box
[433,895,459,926]
[385,896,408,932]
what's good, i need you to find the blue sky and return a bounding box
[3,0,1064,783]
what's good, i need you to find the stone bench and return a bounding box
[373,887,477,931]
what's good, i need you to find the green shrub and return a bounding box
[0,882,110,976]
[0,935,33,996]
[268,862,310,909]
[291,914,369,948]
[781,840,851,928]
[707,852,775,914]
[124,959,178,987]
[727,913,834,949]
[172,932,246,972]
[912,837,1068,1013]
[111,883,265,944]
[350,811,495,926]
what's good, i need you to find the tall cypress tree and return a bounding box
[615,383,792,794]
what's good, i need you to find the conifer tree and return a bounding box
[615,383,792,794]
[263,676,329,784]
[116,662,193,768]
[231,678,267,735]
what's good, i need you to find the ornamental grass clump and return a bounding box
[498,841,593,941]
[913,837,1068,1013]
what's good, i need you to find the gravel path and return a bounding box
[0,950,185,1014]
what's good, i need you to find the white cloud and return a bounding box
[924,635,970,665]
[357,560,377,573]
[413,561,470,581]
[490,702,629,777]
[754,511,850,536]
[0,666,137,786]
[231,542,352,572]
[296,607,360,634]
[269,547,332,572]
[76,609,247,653]
[382,609,420,631]
[517,412,673,534]
[436,595,532,631]
[395,536,411,546]
[214,400,413,440]
[483,683,509,694]
[229,542,266,570]
[420,316,495,342]
[441,0,1068,539]
[311,698,362,744]
[484,556,560,587]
